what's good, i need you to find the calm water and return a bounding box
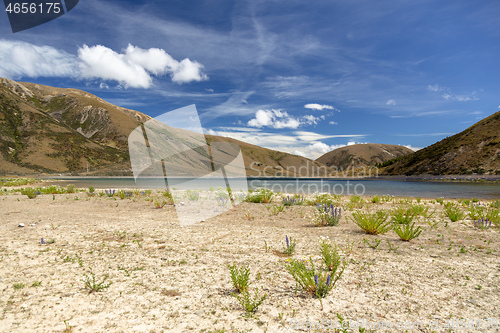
[49,177,500,199]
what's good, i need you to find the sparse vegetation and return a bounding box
[228,264,251,293]
[351,210,391,234]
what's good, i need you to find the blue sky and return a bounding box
[1,0,499,158]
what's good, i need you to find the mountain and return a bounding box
[383,111,500,175]
[315,143,413,171]
[0,78,331,177]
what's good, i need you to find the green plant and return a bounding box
[13,283,25,290]
[486,209,500,227]
[279,235,296,256]
[305,193,337,206]
[185,190,200,201]
[371,195,381,204]
[269,204,285,216]
[392,222,423,241]
[82,270,112,293]
[391,208,416,225]
[319,239,342,273]
[363,238,381,249]
[153,198,167,209]
[245,188,273,203]
[468,205,486,220]
[88,187,95,193]
[228,264,250,293]
[232,289,267,314]
[313,204,341,226]
[285,257,344,298]
[21,187,38,199]
[351,210,391,235]
[444,203,464,222]
[66,184,76,193]
[436,198,444,205]
[30,281,42,287]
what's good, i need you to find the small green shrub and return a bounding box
[21,187,38,199]
[444,203,464,222]
[66,184,76,193]
[393,222,423,241]
[486,209,500,227]
[305,193,337,206]
[467,205,486,220]
[351,210,391,235]
[285,257,344,298]
[228,264,250,293]
[371,195,381,204]
[319,239,342,273]
[245,188,273,203]
[312,204,341,227]
[436,198,444,205]
[232,289,267,314]
[185,190,200,201]
[82,270,112,293]
[391,208,416,225]
[280,235,296,256]
[268,204,285,216]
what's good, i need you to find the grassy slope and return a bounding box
[383,111,500,175]
[316,143,413,170]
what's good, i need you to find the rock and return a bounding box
[194,310,204,316]
[18,223,25,227]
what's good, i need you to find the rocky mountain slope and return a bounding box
[0,78,331,177]
[316,143,413,171]
[383,111,500,175]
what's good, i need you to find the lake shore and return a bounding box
[0,190,499,332]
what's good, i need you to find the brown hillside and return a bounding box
[0,78,331,177]
[316,143,413,170]
[383,111,500,175]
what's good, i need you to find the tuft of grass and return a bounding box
[391,208,416,225]
[66,184,76,193]
[245,188,273,203]
[444,203,464,222]
[13,283,25,290]
[392,222,423,241]
[363,238,381,249]
[228,264,251,293]
[268,204,285,216]
[30,281,42,287]
[82,270,112,293]
[351,210,391,235]
[153,198,167,209]
[232,289,267,315]
[21,187,39,199]
[371,195,381,204]
[185,190,200,201]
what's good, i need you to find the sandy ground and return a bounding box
[0,190,499,333]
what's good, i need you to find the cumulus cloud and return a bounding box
[308,142,332,154]
[0,39,207,89]
[304,103,335,111]
[248,109,301,129]
[247,110,324,129]
[78,44,207,88]
[386,99,396,105]
[329,121,338,125]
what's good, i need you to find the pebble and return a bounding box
[18,223,25,227]
[194,310,204,316]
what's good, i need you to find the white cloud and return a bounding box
[386,99,396,105]
[99,83,109,89]
[0,39,207,89]
[304,103,335,111]
[427,84,441,92]
[308,142,332,154]
[0,40,78,78]
[329,121,338,125]
[247,110,325,129]
[78,44,207,88]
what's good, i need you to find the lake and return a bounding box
[48,177,500,199]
